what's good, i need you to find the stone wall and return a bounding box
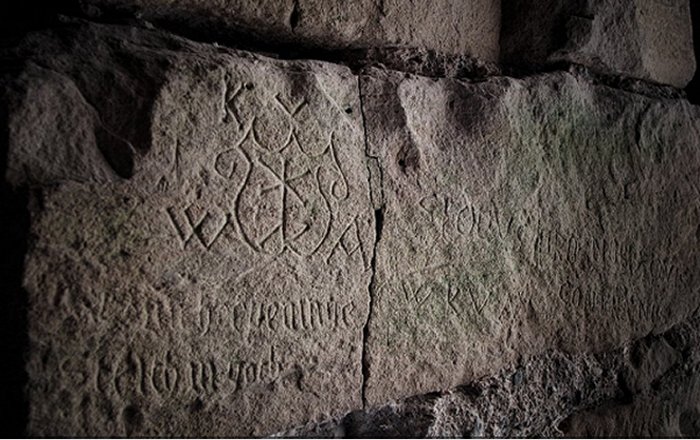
[1,0,699,437]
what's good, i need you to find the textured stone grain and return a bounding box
[501,0,696,88]
[77,0,500,62]
[361,68,700,405]
[278,312,700,438]
[559,316,700,437]
[6,23,373,437]
[4,15,700,438]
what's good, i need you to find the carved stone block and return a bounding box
[501,0,696,88]
[361,69,700,405]
[7,23,373,437]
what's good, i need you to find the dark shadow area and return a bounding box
[0,0,79,41]
[0,83,30,437]
[0,0,340,64]
[0,2,44,433]
[341,391,443,438]
[686,1,700,104]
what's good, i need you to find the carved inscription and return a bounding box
[325,215,370,269]
[381,266,495,325]
[165,205,232,251]
[167,82,355,259]
[26,58,371,437]
[418,194,523,240]
[399,177,697,332]
[417,191,687,283]
[222,78,249,128]
[137,289,212,336]
[89,346,290,399]
[107,291,357,338]
[233,299,357,334]
[531,227,681,280]
[51,280,107,325]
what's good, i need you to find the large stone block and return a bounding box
[78,0,500,62]
[361,69,700,404]
[5,23,373,436]
[6,17,700,437]
[501,0,696,88]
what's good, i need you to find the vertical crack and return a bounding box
[376,0,386,17]
[362,207,383,408]
[357,73,385,409]
[289,0,301,31]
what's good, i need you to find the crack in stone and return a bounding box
[276,310,700,437]
[357,74,385,409]
[289,0,300,31]
[361,206,383,408]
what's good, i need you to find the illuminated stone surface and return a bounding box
[3,17,700,437]
[8,23,373,437]
[361,68,700,404]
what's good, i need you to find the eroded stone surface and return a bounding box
[77,0,500,62]
[501,0,696,88]
[559,317,700,437]
[361,68,700,405]
[278,312,700,438]
[6,23,373,437]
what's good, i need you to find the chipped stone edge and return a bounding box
[274,308,700,438]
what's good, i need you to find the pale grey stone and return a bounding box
[5,17,700,438]
[361,68,700,406]
[7,23,374,437]
[78,0,501,62]
[501,0,696,88]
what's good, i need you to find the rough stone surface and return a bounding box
[558,312,700,437]
[5,23,373,437]
[77,0,501,62]
[361,68,700,405]
[3,14,700,438]
[331,47,501,81]
[501,0,696,88]
[278,312,700,438]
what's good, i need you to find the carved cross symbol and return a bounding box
[255,151,312,251]
[230,122,335,258]
[259,156,308,206]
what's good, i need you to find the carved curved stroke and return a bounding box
[287,166,332,257]
[232,128,259,253]
[328,133,349,201]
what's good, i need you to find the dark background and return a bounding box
[1,1,700,437]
